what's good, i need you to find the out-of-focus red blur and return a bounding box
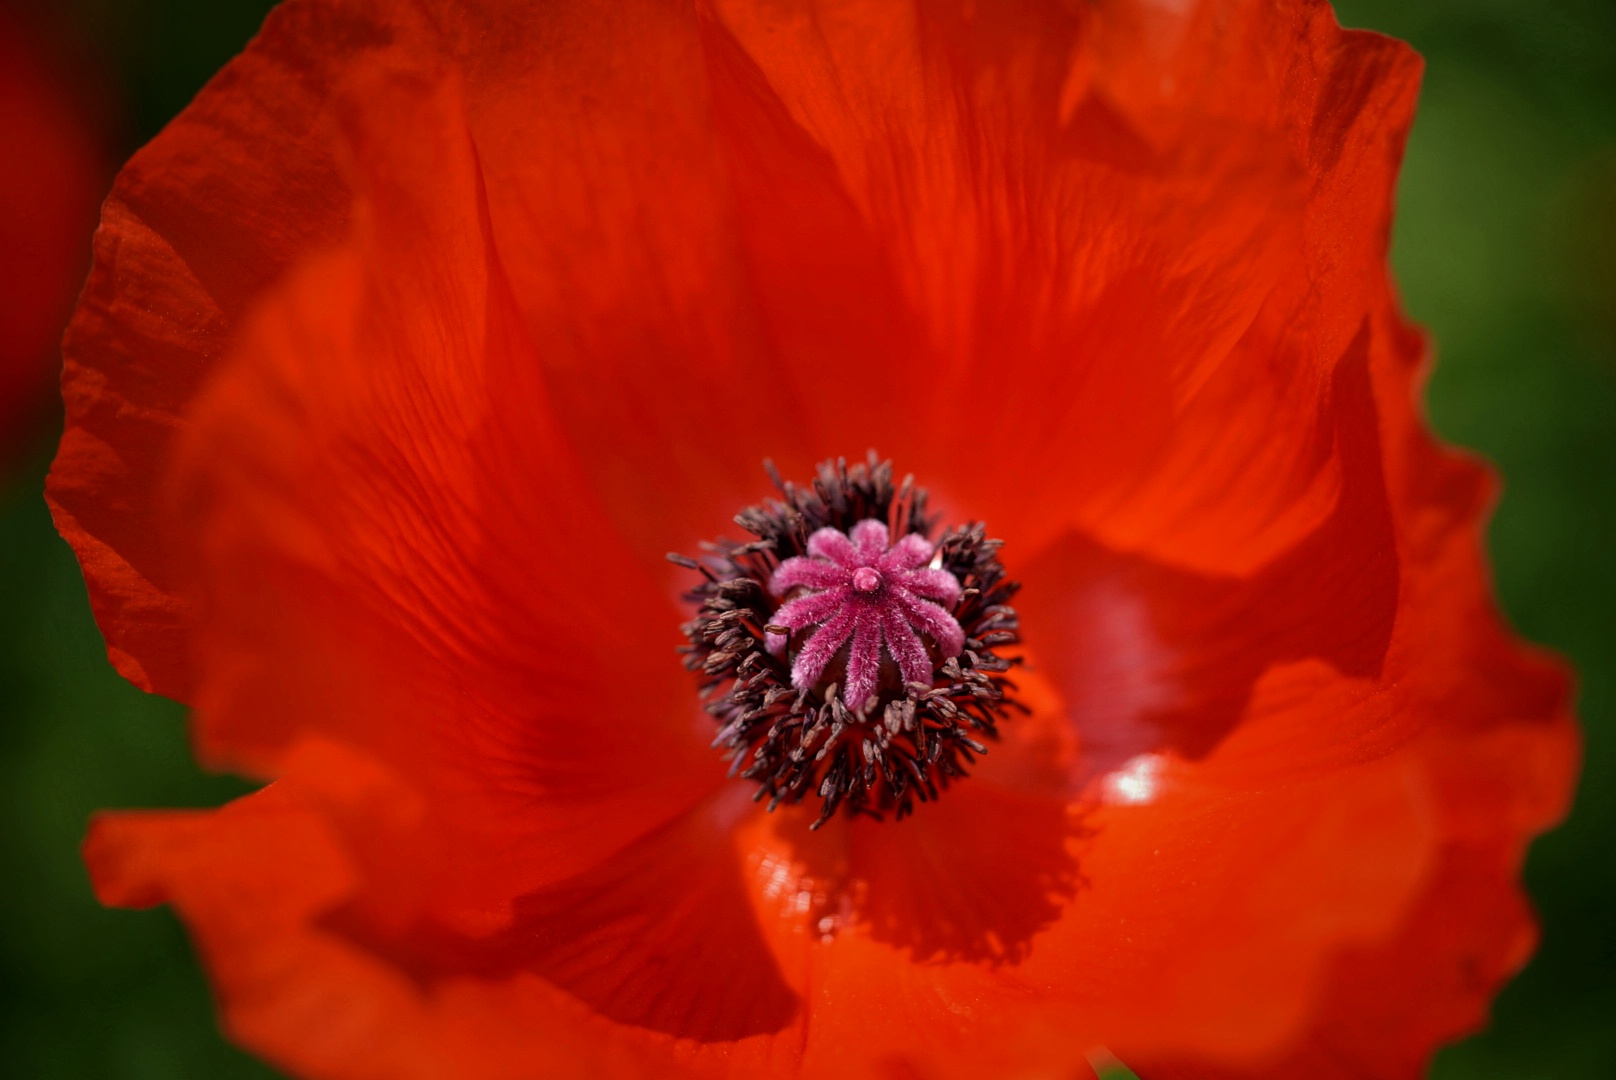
[0,3,108,463]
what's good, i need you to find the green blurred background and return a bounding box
[0,0,1611,1076]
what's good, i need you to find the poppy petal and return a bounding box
[49,0,1426,701]
[432,0,829,564]
[1017,330,1398,776]
[55,0,1579,1076]
[700,0,1421,580]
[44,0,410,698]
[324,783,802,1046]
[1133,723,1577,1079]
[167,58,727,918]
[981,348,1575,1069]
[83,784,705,1080]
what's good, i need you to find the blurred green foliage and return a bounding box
[0,0,1611,1076]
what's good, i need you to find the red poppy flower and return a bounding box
[0,3,105,458]
[53,0,1579,1077]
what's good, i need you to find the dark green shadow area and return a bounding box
[50,0,285,157]
[0,442,274,1078]
[0,0,1611,1077]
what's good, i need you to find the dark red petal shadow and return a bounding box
[1019,327,1398,779]
[0,7,106,455]
[325,786,800,1043]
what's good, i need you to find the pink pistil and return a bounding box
[767,519,964,711]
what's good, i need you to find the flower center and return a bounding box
[765,518,965,712]
[671,454,1022,828]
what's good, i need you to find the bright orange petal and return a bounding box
[171,58,726,912]
[705,0,1421,579]
[429,0,830,563]
[59,1,1578,1077]
[84,789,687,1080]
